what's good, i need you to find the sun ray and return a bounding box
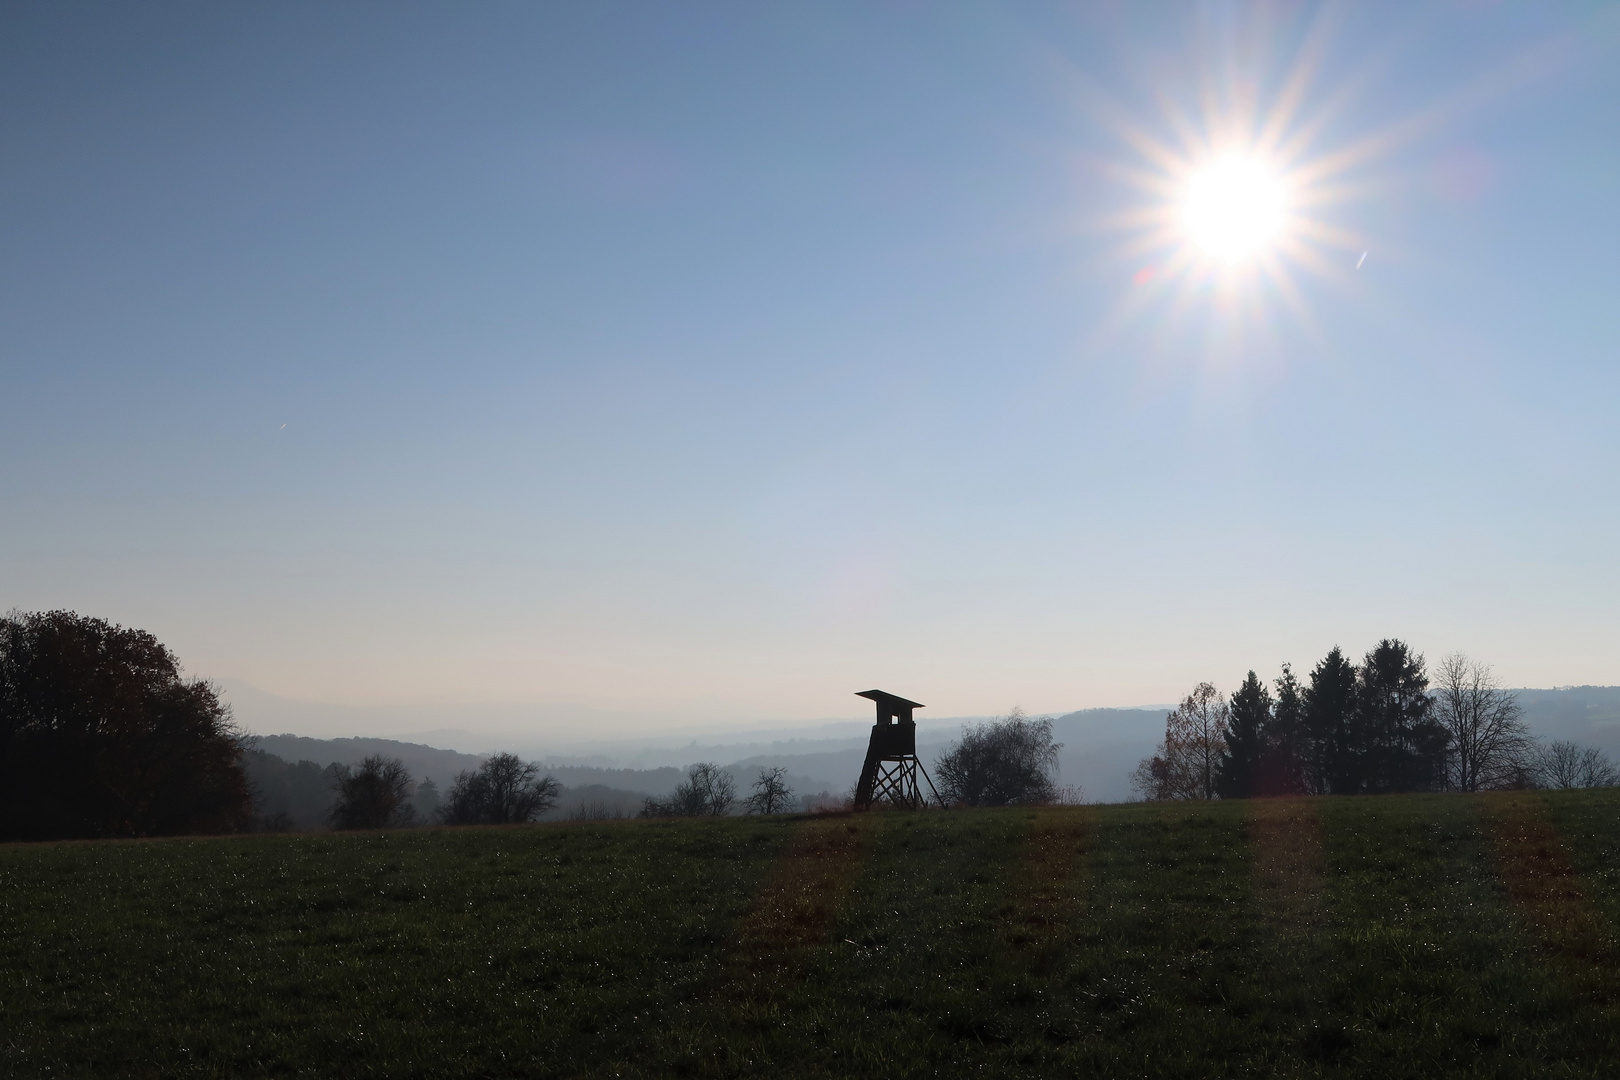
[1254,5,1339,156]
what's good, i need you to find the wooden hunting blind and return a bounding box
[853,689,944,811]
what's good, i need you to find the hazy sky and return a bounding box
[4,2,1618,736]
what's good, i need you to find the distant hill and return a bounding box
[241,736,674,825]
[1046,708,1175,804]
[1514,685,1620,740]
[248,734,486,789]
[243,687,1620,812]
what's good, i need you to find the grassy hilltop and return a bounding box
[5,792,1620,1078]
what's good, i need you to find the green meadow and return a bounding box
[5,791,1620,1078]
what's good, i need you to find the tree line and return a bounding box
[1132,639,1616,800]
[0,607,1076,833]
[638,711,1074,814]
[6,611,1612,839]
[638,763,799,817]
[0,609,827,836]
[324,752,562,829]
[0,610,581,838]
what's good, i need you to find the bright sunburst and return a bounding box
[1079,14,1391,358]
[1075,4,1582,363]
[1180,152,1292,264]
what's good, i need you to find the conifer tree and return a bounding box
[1355,639,1446,793]
[1263,663,1308,795]
[1304,647,1359,794]
[1216,671,1271,799]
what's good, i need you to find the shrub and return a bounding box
[440,753,559,825]
[744,766,794,814]
[328,755,416,829]
[640,762,735,817]
[934,708,1062,807]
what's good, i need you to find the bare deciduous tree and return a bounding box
[329,755,417,829]
[744,766,794,814]
[640,762,735,817]
[1433,654,1531,792]
[440,753,559,825]
[1573,746,1618,788]
[1534,741,1620,790]
[1132,683,1229,801]
[933,708,1062,807]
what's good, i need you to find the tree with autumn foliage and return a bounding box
[1131,682,1230,801]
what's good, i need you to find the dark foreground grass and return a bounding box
[5,792,1620,1078]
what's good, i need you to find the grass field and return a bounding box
[5,791,1620,1078]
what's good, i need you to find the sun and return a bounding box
[1180,153,1291,264]
[1077,13,1394,356]
[1075,4,1584,366]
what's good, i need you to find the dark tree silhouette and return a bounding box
[744,766,794,814]
[328,755,417,829]
[440,753,560,825]
[1534,741,1619,790]
[640,762,735,817]
[1433,653,1530,792]
[1126,643,1534,800]
[1304,647,1359,794]
[1132,685,1228,801]
[1354,639,1446,793]
[936,708,1062,807]
[0,610,250,841]
[1217,671,1272,799]
[1260,663,1309,795]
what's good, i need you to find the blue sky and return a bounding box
[3,2,1618,735]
